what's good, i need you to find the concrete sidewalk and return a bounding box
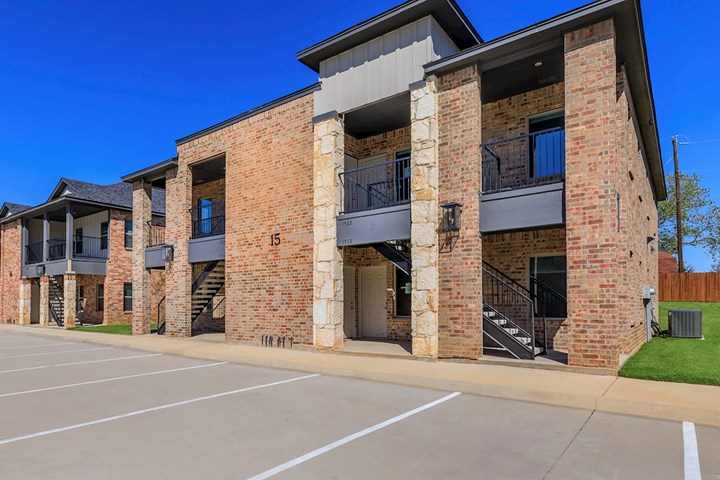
[3,324,719,428]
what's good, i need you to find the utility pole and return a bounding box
[673,136,684,272]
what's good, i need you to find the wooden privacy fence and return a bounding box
[659,272,720,302]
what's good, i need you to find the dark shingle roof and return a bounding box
[2,203,32,216]
[54,178,165,215]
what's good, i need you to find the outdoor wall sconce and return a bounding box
[441,202,463,232]
[162,245,174,262]
[35,265,45,277]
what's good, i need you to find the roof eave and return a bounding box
[296,0,482,72]
[121,158,178,184]
[424,0,665,201]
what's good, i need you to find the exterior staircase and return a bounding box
[482,303,542,359]
[48,277,65,327]
[371,240,411,275]
[157,261,225,335]
[191,261,225,323]
[482,261,558,360]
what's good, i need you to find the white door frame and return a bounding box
[359,266,387,338]
[343,266,356,339]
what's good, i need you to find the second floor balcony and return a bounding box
[25,236,108,265]
[480,127,566,233]
[481,127,565,194]
[337,157,411,247]
[187,200,226,264]
[191,201,226,239]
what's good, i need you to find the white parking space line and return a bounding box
[0,347,113,359]
[245,391,462,480]
[0,342,75,351]
[53,353,162,367]
[0,336,46,343]
[0,362,228,398]
[0,373,320,446]
[684,421,702,480]
[0,366,48,374]
[0,353,163,374]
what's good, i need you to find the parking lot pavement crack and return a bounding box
[542,409,596,480]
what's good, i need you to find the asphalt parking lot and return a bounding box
[0,331,717,480]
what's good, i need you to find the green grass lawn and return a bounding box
[619,302,720,386]
[69,324,157,335]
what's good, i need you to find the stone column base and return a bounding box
[63,273,77,329]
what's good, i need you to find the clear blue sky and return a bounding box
[1,0,718,269]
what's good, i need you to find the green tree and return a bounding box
[659,172,720,264]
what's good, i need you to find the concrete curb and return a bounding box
[3,324,719,428]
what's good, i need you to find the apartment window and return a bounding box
[530,256,567,318]
[198,198,213,235]
[529,112,565,180]
[97,284,104,311]
[100,222,109,250]
[124,220,133,249]
[74,228,84,256]
[123,283,133,312]
[395,267,411,317]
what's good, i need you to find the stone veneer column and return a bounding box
[165,166,193,337]
[312,112,344,350]
[410,78,440,357]
[132,180,153,335]
[564,19,621,369]
[18,279,32,325]
[39,276,49,326]
[63,273,77,328]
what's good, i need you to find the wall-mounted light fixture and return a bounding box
[441,202,463,232]
[35,265,45,277]
[162,244,174,262]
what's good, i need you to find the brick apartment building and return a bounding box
[0,0,658,372]
[0,179,165,328]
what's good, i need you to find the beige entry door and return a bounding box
[343,267,356,338]
[359,266,387,338]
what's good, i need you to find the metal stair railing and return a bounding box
[157,296,166,335]
[482,265,536,358]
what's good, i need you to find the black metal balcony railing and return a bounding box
[47,238,66,261]
[43,236,108,262]
[25,241,43,265]
[191,201,225,238]
[148,223,166,247]
[339,157,411,214]
[73,236,109,260]
[481,127,566,194]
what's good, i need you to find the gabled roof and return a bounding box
[0,202,31,218]
[296,0,481,72]
[48,178,166,215]
[0,178,165,225]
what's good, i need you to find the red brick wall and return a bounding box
[192,178,225,207]
[345,126,410,160]
[436,65,483,359]
[0,220,22,324]
[104,209,133,325]
[76,274,105,324]
[615,68,660,356]
[175,93,315,344]
[564,19,622,369]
